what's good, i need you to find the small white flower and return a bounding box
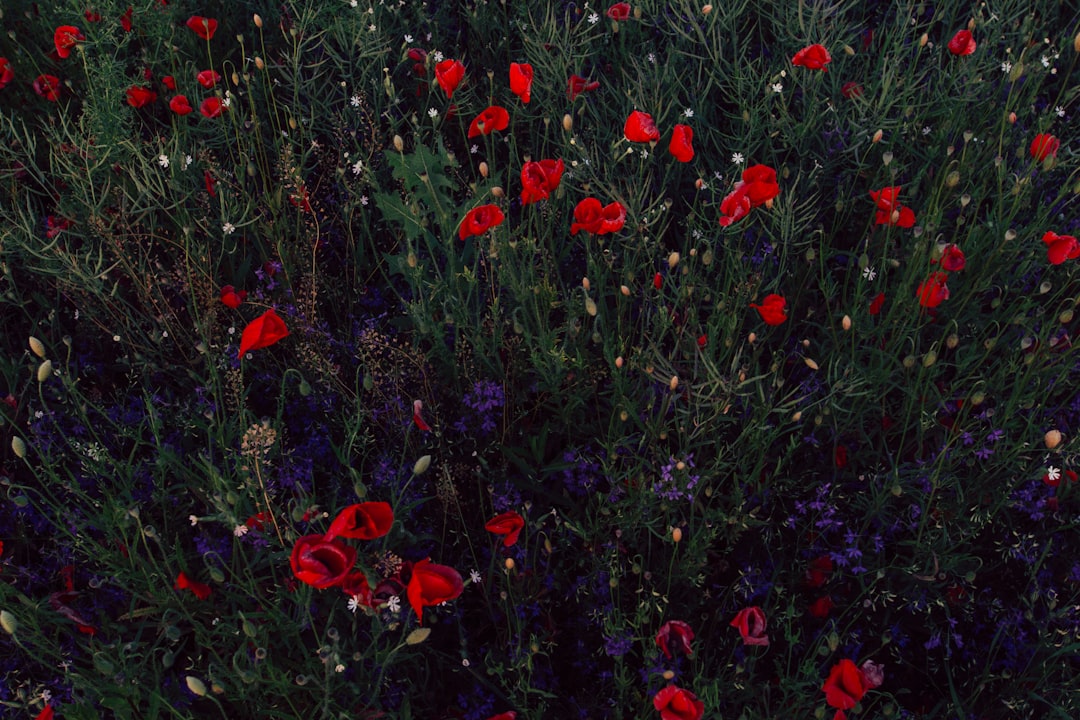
[772,82,784,93]
[349,0,357,6]
[1046,466,1061,483]
[1001,61,1012,73]
[428,107,439,118]
[222,96,232,108]
[41,690,52,704]
[922,126,932,135]
[368,24,376,32]
[647,52,657,64]
[310,139,320,150]
[404,34,414,43]
[158,154,169,168]
[222,222,235,235]
[432,50,444,62]
[189,515,199,527]
[683,108,694,118]
[183,154,193,169]
[347,595,362,613]
[352,159,363,175]
[588,12,599,24]
[469,569,482,584]
[863,266,877,281]
[1055,106,1065,118]
[462,658,470,667]
[640,148,649,159]
[233,524,249,537]
[386,595,401,613]
[360,195,369,206]
[351,94,361,107]
[470,144,479,154]
[691,229,703,240]
[731,152,745,165]
[335,664,345,673]
[1041,55,1050,67]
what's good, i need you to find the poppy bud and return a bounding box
[946,171,960,188]
[36,360,53,383]
[186,676,208,697]
[585,296,597,316]
[413,454,432,475]
[842,315,852,331]
[254,13,263,28]
[231,72,240,86]
[1075,31,1080,53]
[668,252,680,269]
[255,56,264,70]
[393,135,404,152]
[919,33,928,47]
[747,332,756,344]
[1009,62,1023,81]
[882,151,893,166]
[479,161,488,178]
[407,251,417,268]
[491,186,504,198]
[695,178,704,190]
[0,610,17,635]
[562,113,572,131]
[804,358,819,370]
[1045,429,1062,449]
[29,336,46,358]
[663,669,675,680]
[620,285,630,296]
[702,4,712,14]
[1061,309,1074,324]
[791,411,802,421]
[615,356,624,368]
[946,334,959,349]
[582,277,591,291]
[504,558,515,571]
[672,527,682,543]
[843,45,854,55]
[872,129,883,143]
[11,437,26,459]
[922,351,937,367]
[1007,111,1016,124]
[669,375,679,391]
[903,355,915,368]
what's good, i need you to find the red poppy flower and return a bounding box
[607,2,631,20]
[35,707,54,720]
[174,571,212,600]
[485,714,517,720]
[947,29,976,56]
[290,534,357,589]
[1042,231,1080,265]
[652,685,705,720]
[806,555,833,587]
[460,204,505,240]
[792,43,831,71]
[624,110,660,143]
[485,511,525,547]
[412,399,431,431]
[509,62,533,104]
[197,69,222,88]
[1030,133,1060,162]
[325,502,394,541]
[245,511,271,531]
[204,170,216,196]
[669,124,694,162]
[45,216,72,239]
[85,10,102,22]
[186,15,218,40]
[916,271,950,308]
[869,292,885,316]
[34,75,62,102]
[749,294,787,325]
[870,186,915,228]
[162,75,176,90]
[520,158,564,204]
[653,272,663,290]
[0,58,13,90]
[718,186,751,227]
[841,81,862,98]
[340,570,373,604]
[54,26,85,59]
[567,74,599,101]
[125,85,157,108]
[822,659,870,719]
[730,606,770,646]
[168,95,192,115]
[742,164,780,206]
[220,285,246,308]
[406,559,464,624]
[655,620,694,659]
[435,58,465,99]
[120,7,134,32]
[570,198,626,235]
[200,96,225,118]
[808,594,834,618]
[939,244,965,271]
[238,308,289,358]
[468,105,509,138]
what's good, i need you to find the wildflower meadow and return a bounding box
[2,1,1080,718]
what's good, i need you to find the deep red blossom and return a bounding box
[174,571,212,600]
[1042,231,1080,265]
[567,74,599,101]
[290,535,356,589]
[169,95,192,115]
[34,75,62,102]
[200,96,225,118]
[718,185,751,227]
[570,198,626,235]
[624,110,660,142]
[841,81,862,98]
[520,158,564,204]
[806,555,833,587]
[509,62,533,103]
[162,75,176,90]
[238,308,289,358]
[54,26,85,60]
[656,620,694,658]
[326,502,394,541]
[653,272,663,290]
[468,105,510,138]
[197,69,222,88]
[870,186,915,228]
[822,659,870,720]
[742,164,780,206]
[917,271,950,308]
[220,285,246,308]
[749,294,787,325]
[85,10,102,22]
[869,292,885,316]
[186,15,218,40]
[407,559,464,624]
[459,204,505,240]
[939,244,966,271]
[948,29,976,56]
[1030,133,1060,162]
[606,2,631,21]
[125,85,157,108]
[808,595,835,618]
[35,706,54,720]
[0,58,13,90]
[435,59,465,99]
[792,43,831,71]
[204,170,216,196]
[120,7,134,32]
[668,124,694,162]
[485,511,526,547]
[730,606,770,646]
[652,685,704,720]
[412,399,431,431]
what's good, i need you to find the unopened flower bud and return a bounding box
[702,4,712,14]
[11,437,26,459]
[671,527,682,543]
[747,332,756,344]
[413,455,431,475]
[842,315,852,331]
[504,558,515,571]
[36,360,53,383]
[668,252,680,269]
[186,676,208,697]
[253,13,263,28]
[919,33,929,47]
[882,151,893,166]
[695,178,704,190]
[393,135,404,152]
[620,285,630,296]
[615,356,624,368]
[582,277,591,291]
[479,161,488,178]
[669,375,679,392]
[29,336,46,358]
[946,334,959,349]
[791,411,802,421]
[254,56,264,70]
[288,117,298,130]
[872,129,883,143]
[1045,429,1062,449]
[0,610,17,635]
[491,186,504,198]
[231,72,240,86]
[804,358,819,371]
[562,113,572,131]
[1074,31,1080,53]
[946,171,959,188]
